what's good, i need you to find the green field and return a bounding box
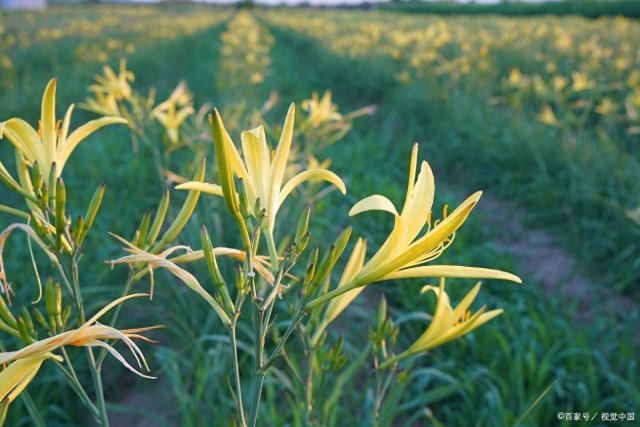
[0,4,638,427]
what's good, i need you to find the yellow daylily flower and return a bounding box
[177,104,346,258]
[538,105,559,127]
[0,294,156,378]
[0,353,63,421]
[307,144,520,310]
[88,59,135,101]
[301,91,343,128]
[381,279,502,367]
[0,79,127,181]
[151,82,195,145]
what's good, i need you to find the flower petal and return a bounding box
[41,79,57,166]
[176,181,224,196]
[57,116,127,173]
[349,195,398,217]
[269,103,295,196]
[1,118,43,166]
[384,265,522,283]
[241,125,270,200]
[323,238,367,324]
[280,168,347,205]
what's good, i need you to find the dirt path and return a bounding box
[476,196,637,323]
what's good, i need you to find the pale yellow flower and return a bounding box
[151,82,195,145]
[1,79,127,181]
[537,105,559,126]
[307,144,520,310]
[381,278,502,367]
[88,59,134,101]
[177,105,346,255]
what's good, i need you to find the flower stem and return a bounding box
[229,323,247,427]
[305,281,358,310]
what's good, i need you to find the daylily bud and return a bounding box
[55,177,66,251]
[302,246,319,294]
[71,215,84,244]
[31,307,48,329]
[297,232,311,254]
[237,178,252,220]
[331,227,352,263]
[306,227,352,296]
[145,190,170,248]
[47,163,57,208]
[234,264,247,294]
[201,226,234,314]
[29,211,52,245]
[0,295,17,329]
[134,210,152,248]
[31,161,43,193]
[17,317,34,343]
[61,305,71,328]
[20,307,35,335]
[295,207,311,247]
[210,109,240,217]
[154,158,205,250]
[78,184,105,247]
[377,296,387,331]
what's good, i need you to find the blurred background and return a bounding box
[0,0,638,426]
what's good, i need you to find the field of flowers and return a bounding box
[0,4,638,427]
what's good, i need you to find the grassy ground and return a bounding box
[0,5,638,427]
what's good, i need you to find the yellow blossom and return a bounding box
[0,79,127,181]
[177,105,346,258]
[381,279,502,367]
[307,144,520,310]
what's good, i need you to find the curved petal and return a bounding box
[1,118,43,166]
[41,79,57,166]
[323,238,368,324]
[402,143,419,210]
[349,195,398,217]
[280,168,347,205]
[241,125,270,200]
[401,161,435,240]
[451,282,482,321]
[270,103,295,194]
[407,279,454,353]
[176,181,224,196]
[383,265,522,283]
[57,116,127,173]
[60,104,75,144]
[383,191,482,274]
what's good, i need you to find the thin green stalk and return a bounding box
[305,346,317,424]
[248,373,266,427]
[261,297,307,373]
[229,322,247,427]
[54,359,100,421]
[60,259,110,427]
[0,204,30,220]
[373,365,396,427]
[306,281,358,311]
[86,348,109,427]
[248,306,266,427]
